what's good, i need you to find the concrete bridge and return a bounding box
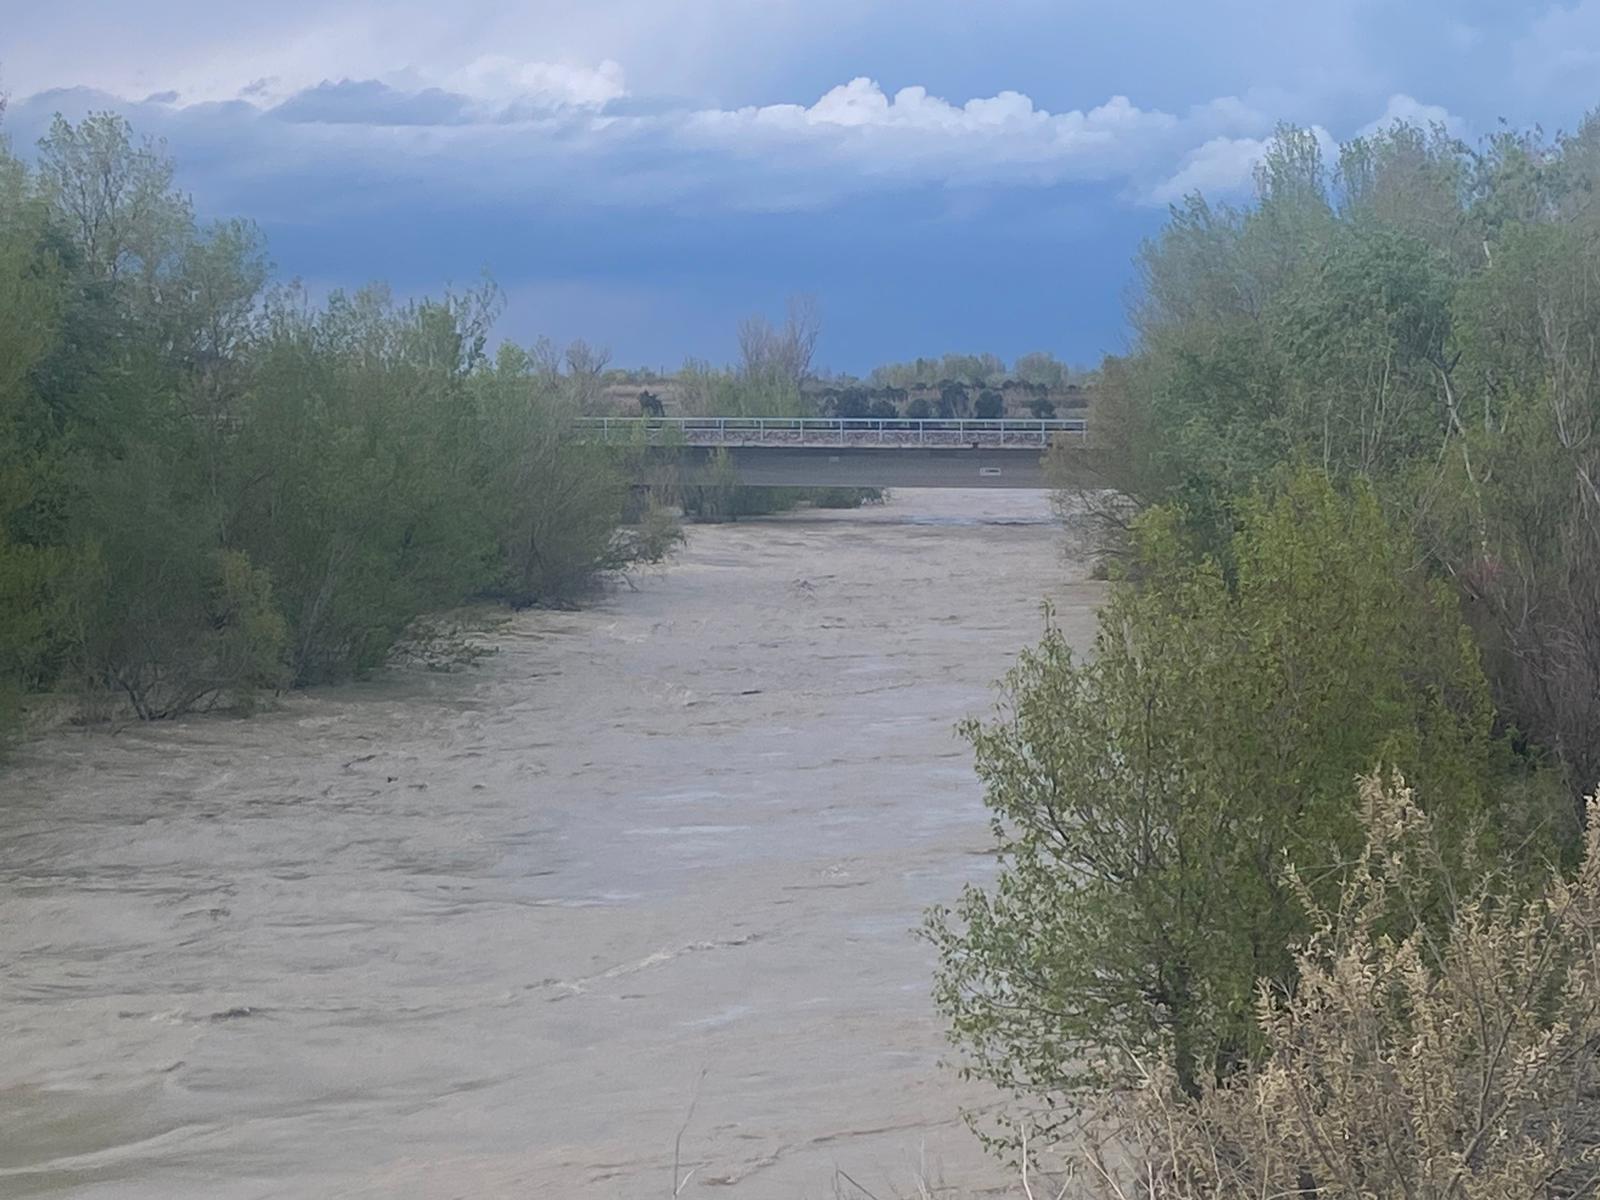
[573,416,1104,489]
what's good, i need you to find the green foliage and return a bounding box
[1085,776,1600,1200]
[938,382,969,418]
[806,487,885,509]
[472,343,636,607]
[614,501,686,565]
[71,443,286,718]
[225,285,496,683]
[870,352,1008,388]
[1012,351,1067,389]
[928,470,1511,1148]
[0,112,663,734]
[1088,115,1600,806]
[0,146,70,740]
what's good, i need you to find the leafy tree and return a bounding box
[737,294,820,388]
[0,110,671,736]
[0,143,71,736]
[1013,351,1067,389]
[473,342,633,606]
[227,285,497,682]
[829,388,872,419]
[35,112,190,292]
[974,389,1004,419]
[928,471,1514,1150]
[1067,116,1600,807]
[938,382,969,419]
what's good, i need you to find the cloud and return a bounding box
[1514,1,1600,97]
[1145,127,1338,207]
[1357,92,1462,138]
[1145,110,1454,206]
[5,69,1465,221]
[259,56,628,125]
[440,56,628,111]
[674,81,1184,193]
[1147,135,1274,205]
[270,80,474,125]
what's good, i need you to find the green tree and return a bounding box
[473,342,633,605]
[227,285,496,683]
[0,140,71,737]
[928,471,1511,1150]
[1013,351,1067,389]
[1064,116,1600,808]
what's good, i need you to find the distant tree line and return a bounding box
[864,349,1084,391]
[805,380,1080,421]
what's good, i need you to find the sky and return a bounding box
[5,1,1600,373]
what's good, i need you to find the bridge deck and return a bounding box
[574,415,1087,450]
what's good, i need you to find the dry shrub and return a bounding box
[1083,772,1600,1199]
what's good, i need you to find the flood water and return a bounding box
[1,489,1103,1199]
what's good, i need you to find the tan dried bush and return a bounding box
[1082,772,1600,1200]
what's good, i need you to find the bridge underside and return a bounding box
[647,446,1106,490]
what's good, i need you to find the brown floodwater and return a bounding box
[0,488,1103,1199]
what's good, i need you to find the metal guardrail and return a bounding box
[572,416,1088,449]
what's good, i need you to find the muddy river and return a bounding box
[1,489,1103,1198]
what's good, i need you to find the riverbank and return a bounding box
[1,489,1104,1199]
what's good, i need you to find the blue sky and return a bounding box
[5,1,1599,373]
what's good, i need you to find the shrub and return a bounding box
[612,501,685,567]
[1084,773,1600,1200]
[927,470,1519,1153]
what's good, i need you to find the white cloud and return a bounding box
[679,81,1181,191]
[1146,135,1274,205]
[425,57,628,112]
[1143,125,1337,207]
[1357,93,1462,138]
[7,70,1466,219]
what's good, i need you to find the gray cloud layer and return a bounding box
[6,65,1458,220]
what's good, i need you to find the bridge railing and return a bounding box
[572,415,1088,448]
